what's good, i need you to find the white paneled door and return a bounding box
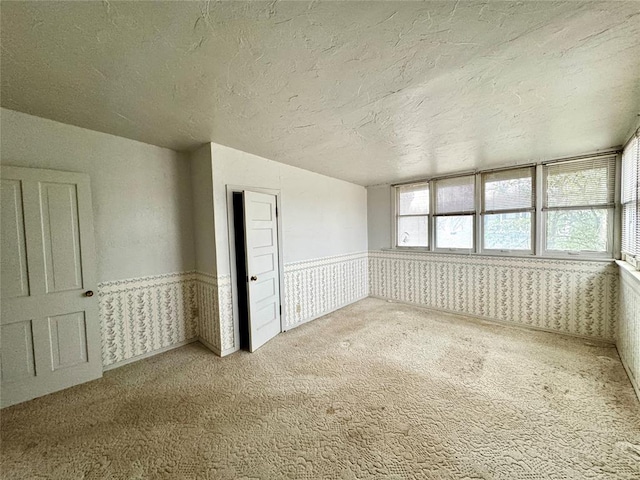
[1,166,102,407]
[243,191,281,352]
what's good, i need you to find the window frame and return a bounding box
[392,152,619,260]
[621,133,640,268]
[432,174,477,253]
[395,182,430,249]
[541,156,616,259]
[479,166,536,255]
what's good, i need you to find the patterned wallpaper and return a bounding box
[98,272,198,367]
[618,265,640,398]
[369,250,619,342]
[216,275,234,354]
[283,252,369,329]
[194,272,221,353]
[97,252,368,366]
[98,252,623,370]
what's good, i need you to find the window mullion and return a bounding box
[475,173,482,253]
[429,180,435,251]
[535,164,543,256]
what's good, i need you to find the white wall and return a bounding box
[1,109,195,281]
[190,144,216,276]
[206,142,369,352]
[211,142,368,274]
[1,109,198,368]
[367,185,393,250]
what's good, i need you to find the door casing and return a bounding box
[225,185,286,354]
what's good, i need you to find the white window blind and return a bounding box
[482,167,534,251]
[543,155,616,254]
[396,183,429,247]
[434,175,475,214]
[483,167,534,212]
[544,156,616,209]
[434,175,475,250]
[398,184,429,215]
[622,134,640,259]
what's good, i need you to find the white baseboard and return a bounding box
[284,295,369,332]
[221,346,240,356]
[197,337,240,357]
[369,295,616,345]
[102,338,199,371]
[618,347,640,403]
[197,336,221,356]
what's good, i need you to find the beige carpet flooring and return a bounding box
[1,298,639,479]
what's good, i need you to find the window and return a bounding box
[543,156,615,255]
[396,183,429,247]
[393,152,617,259]
[622,133,640,265]
[434,175,475,250]
[482,167,534,252]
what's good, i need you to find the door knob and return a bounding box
[250,276,258,282]
[85,290,94,297]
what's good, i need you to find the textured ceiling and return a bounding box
[2,1,639,186]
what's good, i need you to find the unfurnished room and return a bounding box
[0,1,639,479]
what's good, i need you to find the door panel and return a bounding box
[253,278,276,302]
[243,191,281,352]
[48,312,88,370]
[0,321,36,383]
[253,253,275,275]
[39,182,83,293]
[252,228,274,248]
[1,166,101,408]
[1,179,30,299]
[254,303,277,330]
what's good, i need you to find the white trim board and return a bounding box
[198,336,240,357]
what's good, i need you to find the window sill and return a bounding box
[380,247,616,263]
[616,260,640,284]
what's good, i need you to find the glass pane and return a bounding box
[397,216,428,247]
[435,176,475,214]
[484,212,532,250]
[484,168,533,211]
[435,215,473,249]
[545,156,615,208]
[398,184,429,215]
[546,209,608,252]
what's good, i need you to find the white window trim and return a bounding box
[391,152,620,261]
[540,157,616,259]
[479,166,535,255]
[395,182,430,248]
[620,131,639,268]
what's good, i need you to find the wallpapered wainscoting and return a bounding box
[368,250,619,342]
[283,252,369,330]
[195,272,234,355]
[98,252,368,366]
[618,264,640,398]
[98,252,623,370]
[98,272,199,368]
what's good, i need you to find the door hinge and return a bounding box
[279,305,282,316]
[275,205,278,217]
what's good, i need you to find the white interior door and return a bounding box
[243,191,281,352]
[1,166,102,408]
